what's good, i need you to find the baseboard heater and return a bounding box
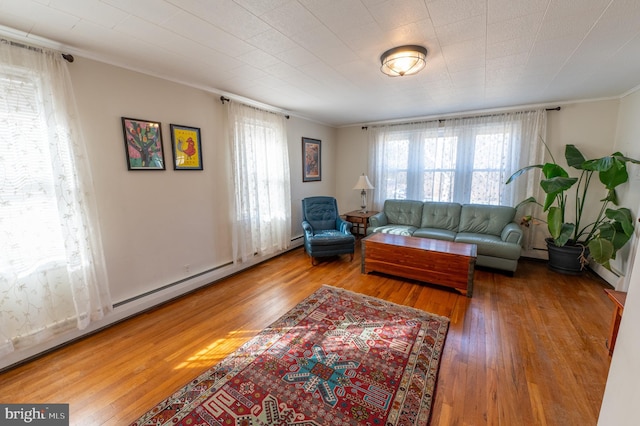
[113,261,234,308]
[117,237,304,308]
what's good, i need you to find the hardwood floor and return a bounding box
[0,241,614,425]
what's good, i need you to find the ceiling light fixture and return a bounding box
[380,45,427,77]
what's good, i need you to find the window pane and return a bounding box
[0,74,67,274]
[423,171,454,202]
[423,136,456,201]
[474,133,509,169]
[470,133,510,204]
[386,171,407,199]
[470,171,501,204]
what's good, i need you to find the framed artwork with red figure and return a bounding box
[121,117,165,170]
[170,124,203,170]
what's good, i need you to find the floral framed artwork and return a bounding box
[170,124,203,170]
[121,117,165,170]
[302,137,321,182]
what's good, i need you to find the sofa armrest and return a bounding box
[336,217,353,234]
[369,212,388,228]
[501,222,523,245]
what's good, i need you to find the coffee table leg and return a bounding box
[467,259,475,298]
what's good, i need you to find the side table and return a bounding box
[604,288,626,356]
[343,210,378,237]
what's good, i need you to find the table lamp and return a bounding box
[353,174,374,213]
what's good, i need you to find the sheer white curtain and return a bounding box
[440,110,547,206]
[0,41,111,357]
[369,121,441,204]
[227,101,291,263]
[368,110,546,246]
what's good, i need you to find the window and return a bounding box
[0,42,111,357]
[227,101,291,263]
[369,110,546,208]
[0,73,70,274]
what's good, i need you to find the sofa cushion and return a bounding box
[412,227,457,241]
[370,225,417,236]
[455,233,521,260]
[420,202,461,231]
[382,199,424,227]
[459,204,516,237]
[307,229,356,246]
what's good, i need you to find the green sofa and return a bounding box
[367,199,523,273]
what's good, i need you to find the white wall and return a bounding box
[611,90,640,282]
[1,56,338,370]
[70,58,231,303]
[69,57,339,305]
[335,125,369,213]
[287,118,338,240]
[598,88,640,425]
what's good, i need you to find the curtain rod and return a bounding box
[1,38,74,62]
[361,106,560,130]
[220,95,290,119]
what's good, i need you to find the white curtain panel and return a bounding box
[0,41,112,357]
[368,109,546,248]
[227,101,291,263]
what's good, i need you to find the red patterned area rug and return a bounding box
[131,285,449,426]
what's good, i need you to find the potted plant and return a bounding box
[506,143,640,274]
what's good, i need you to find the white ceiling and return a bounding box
[1,0,640,126]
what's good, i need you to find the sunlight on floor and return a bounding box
[173,329,258,370]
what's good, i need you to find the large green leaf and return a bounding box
[612,152,640,164]
[542,163,569,179]
[599,158,628,190]
[514,196,540,210]
[565,144,586,169]
[606,207,635,236]
[556,224,575,246]
[540,176,578,194]
[588,238,615,266]
[547,206,563,238]
[582,156,613,172]
[548,207,574,245]
[596,223,630,252]
[542,192,557,211]
[505,164,543,184]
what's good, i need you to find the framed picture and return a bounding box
[170,124,203,170]
[302,137,321,182]
[121,117,165,170]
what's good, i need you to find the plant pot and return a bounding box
[545,238,590,275]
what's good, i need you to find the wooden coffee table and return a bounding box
[361,233,477,297]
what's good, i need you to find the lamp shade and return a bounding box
[353,174,374,190]
[380,45,427,77]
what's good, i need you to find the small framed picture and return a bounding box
[121,117,165,170]
[302,137,321,182]
[170,124,203,170]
